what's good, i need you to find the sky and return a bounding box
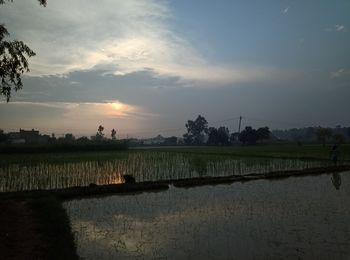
[1,0,349,138]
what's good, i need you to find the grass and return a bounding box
[2,144,348,166]
[0,141,128,155]
[1,145,348,192]
[0,149,130,166]
[144,144,350,161]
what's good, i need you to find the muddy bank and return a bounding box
[0,182,169,201]
[167,164,350,188]
[0,198,77,260]
[0,200,48,260]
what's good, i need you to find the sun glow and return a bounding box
[111,102,123,111]
[106,101,137,118]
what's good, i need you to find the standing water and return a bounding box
[64,171,350,259]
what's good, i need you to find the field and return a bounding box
[2,144,349,165]
[1,144,349,192]
[146,144,350,160]
[1,144,350,259]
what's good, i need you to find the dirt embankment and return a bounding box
[0,200,49,260]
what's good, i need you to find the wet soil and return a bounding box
[0,200,49,260]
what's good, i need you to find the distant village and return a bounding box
[1,123,349,147]
[5,129,50,144]
[0,128,181,146]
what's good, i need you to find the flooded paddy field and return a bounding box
[64,172,350,259]
[0,151,332,192]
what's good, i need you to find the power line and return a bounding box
[243,116,303,128]
[210,116,240,125]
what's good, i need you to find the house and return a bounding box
[8,132,25,144]
[19,129,40,143]
[7,129,49,144]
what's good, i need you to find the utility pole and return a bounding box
[238,116,242,134]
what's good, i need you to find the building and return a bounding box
[8,132,25,144]
[8,129,49,144]
[19,129,40,143]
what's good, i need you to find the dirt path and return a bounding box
[0,200,49,260]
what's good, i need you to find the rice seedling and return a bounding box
[0,151,336,192]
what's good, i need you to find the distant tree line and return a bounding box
[272,125,349,146]
[1,120,349,149]
[183,115,271,146]
[182,115,349,146]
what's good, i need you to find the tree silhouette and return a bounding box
[0,128,7,142]
[239,126,258,145]
[0,0,46,101]
[98,125,104,136]
[347,128,350,139]
[256,127,270,140]
[207,126,230,145]
[92,125,105,141]
[183,115,208,145]
[64,133,75,142]
[111,128,117,140]
[239,126,271,145]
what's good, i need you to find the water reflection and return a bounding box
[331,173,342,190]
[64,172,350,259]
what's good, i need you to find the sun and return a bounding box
[111,102,123,111]
[106,101,136,118]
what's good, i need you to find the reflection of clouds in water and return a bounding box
[66,187,251,258]
[64,172,350,259]
[71,215,179,258]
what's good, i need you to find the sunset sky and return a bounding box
[1,0,349,138]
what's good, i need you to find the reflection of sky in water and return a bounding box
[64,172,350,259]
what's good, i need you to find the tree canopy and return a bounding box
[239,126,271,145]
[183,115,208,145]
[207,126,230,145]
[111,128,117,140]
[0,0,46,101]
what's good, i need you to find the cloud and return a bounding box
[0,100,156,136]
[330,68,349,78]
[335,24,346,32]
[0,0,271,86]
[325,24,347,32]
[282,6,289,14]
[16,100,155,119]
